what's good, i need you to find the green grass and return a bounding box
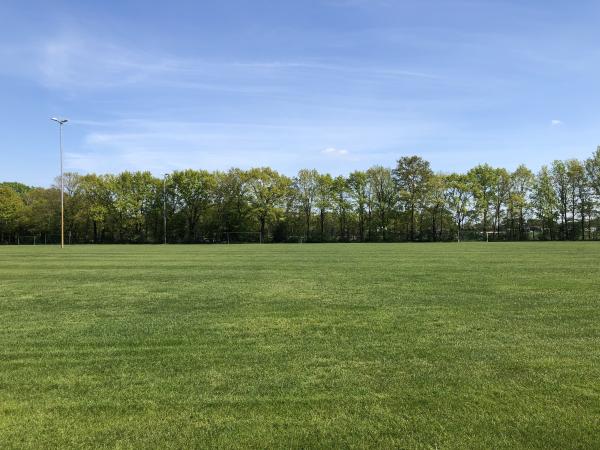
[1,243,599,449]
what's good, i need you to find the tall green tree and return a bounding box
[393,156,433,241]
[347,171,369,241]
[245,168,290,242]
[109,171,158,242]
[586,146,600,197]
[444,174,472,242]
[468,164,498,235]
[170,170,216,242]
[491,168,510,238]
[585,147,600,239]
[21,188,61,239]
[427,174,447,241]
[316,173,334,241]
[551,160,569,240]
[214,169,250,239]
[509,165,534,240]
[566,159,586,240]
[331,175,350,241]
[74,174,112,242]
[367,166,396,240]
[533,166,558,240]
[0,186,24,241]
[294,169,319,240]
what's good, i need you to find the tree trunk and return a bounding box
[320,209,325,241]
[431,208,437,242]
[410,204,415,241]
[305,210,310,240]
[358,211,364,242]
[483,209,488,234]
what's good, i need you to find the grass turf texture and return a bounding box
[0,243,599,449]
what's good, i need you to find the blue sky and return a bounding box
[1,0,599,186]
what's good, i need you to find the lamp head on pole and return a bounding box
[51,117,68,125]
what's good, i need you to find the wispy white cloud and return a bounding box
[0,29,440,93]
[322,147,349,156]
[551,119,563,126]
[0,33,273,93]
[233,61,440,80]
[36,33,181,89]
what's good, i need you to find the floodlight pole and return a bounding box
[163,174,168,245]
[51,118,68,248]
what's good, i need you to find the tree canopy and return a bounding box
[2,149,600,244]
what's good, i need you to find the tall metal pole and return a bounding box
[163,174,167,245]
[52,118,68,248]
[60,122,64,249]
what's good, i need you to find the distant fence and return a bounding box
[2,229,598,245]
[0,233,268,245]
[0,235,63,245]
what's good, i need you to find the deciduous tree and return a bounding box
[393,156,433,241]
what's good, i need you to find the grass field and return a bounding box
[1,243,599,448]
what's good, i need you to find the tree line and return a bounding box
[2,148,600,244]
